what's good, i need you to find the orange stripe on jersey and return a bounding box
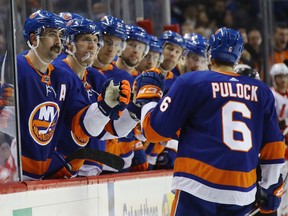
[174,157,257,188]
[151,142,165,155]
[260,141,285,160]
[106,139,134,156]
[142,112,170,143]
[170,190,180,216]
[71,106,90,141]
[22,155,51,176]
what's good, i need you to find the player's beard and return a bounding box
[122,55,139,67]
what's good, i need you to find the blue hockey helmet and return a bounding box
[183,33,207,57]
[148,35,163,54]
[159,30,186,50]
[58,12,84,23]
[126,24,150,55]
[100,15,126,41]
[23,10,66,42]
[66,18,102,43]
[126,24,150,45]
[208,27,244,64]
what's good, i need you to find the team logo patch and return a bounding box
[29,102,60,146]
[62,13,72,21]
[71,131,89,147]
[29,11,39,19]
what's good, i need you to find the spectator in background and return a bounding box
[91,2,106,21]
[272,23,288,64]
[194,10,213,37]
[245,28,263,78]
[180,20,194,35]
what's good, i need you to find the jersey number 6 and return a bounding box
[223,101,252,152]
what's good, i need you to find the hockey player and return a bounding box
[49,17,138,178]
[144,30,185,170]
[91,17,144,172]
[134,27,285,215]
[18,10,128,180]
[92,15,127,71]
[269,63,288,216]
[136,35,163,72]
[104,24,151,172]
[172,33,207,76]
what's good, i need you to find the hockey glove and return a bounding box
[155,147,177,169]
[98,79,131,119]
[130,142,149,171]
[133,69,165,105]
[44,151,84,179]
[258,175,284,214]
[109,80,131,120]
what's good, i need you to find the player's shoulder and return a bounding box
[51,62,79,85]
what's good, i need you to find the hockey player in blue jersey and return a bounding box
[103,24,151,172]
[136,34,163,73]
[181,33,208,73]
[144,31,185,170]
[18,10,129,180]
[134,27,285,215]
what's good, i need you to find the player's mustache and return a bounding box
[51,45,61,54]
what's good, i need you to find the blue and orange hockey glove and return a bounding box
[130,142,149,172]
[98,79,131,120]
[155,147,177,169]
[44,151,84,179]
[258,175,284,214]
[133,68,165,105]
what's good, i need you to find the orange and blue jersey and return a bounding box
[17,54,90,180]
[49,59,108,176]
[142,70,285,205]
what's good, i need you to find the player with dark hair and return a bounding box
[134,27,285,215]
[18,10,128,180]
[172,33,208,76]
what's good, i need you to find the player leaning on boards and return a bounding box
[133,27,285,215]
[17,10,128,180]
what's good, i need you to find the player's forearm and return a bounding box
[259,141,286,189]
[141,102,170,143]
[112,109,139,137]
[72,103,110,139]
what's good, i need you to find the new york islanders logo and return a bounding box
[29,102,60,146]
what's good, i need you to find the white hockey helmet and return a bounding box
[270,63,288,77]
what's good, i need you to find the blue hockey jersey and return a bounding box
[142,70,285,205]
[17,55,90,179]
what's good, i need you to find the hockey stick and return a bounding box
[65,148,125,170]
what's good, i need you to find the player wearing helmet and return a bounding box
[178,33,208,75]
[102,24,151,173]
[143,31,185,170]
[92,15,127,69]
[136,35,163,72]
[17,10,128,180]
[134,27,285,215]
[234,63,260,80]
[269,63,288,216]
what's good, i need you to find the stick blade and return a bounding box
[66,148,125,170]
